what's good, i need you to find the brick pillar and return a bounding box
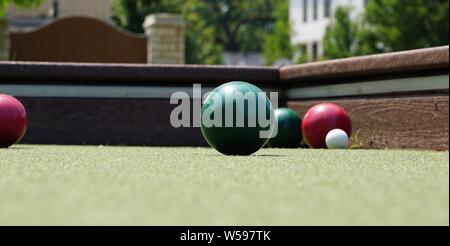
[143,13,186,64]
[0,17,9,61]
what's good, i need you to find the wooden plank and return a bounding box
[10,17,146,63]
[0,84,281,99]
[18,97,208,146]
[0,84,214,99]
[280,46,449,83]
[0,61,279,84]
[14,95,449,149]
[287,75,449,99]
[287,95,449,151]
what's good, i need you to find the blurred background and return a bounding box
[0,0,448,66]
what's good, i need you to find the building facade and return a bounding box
[290,0,367,62]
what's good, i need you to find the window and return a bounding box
[303,0,308,22]
[312,42,318,61]
[313,0,318,20]
[324,0,331,18]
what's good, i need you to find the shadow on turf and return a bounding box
[205,154,286,157]
[254,154,287,157]
[2,146,33,150]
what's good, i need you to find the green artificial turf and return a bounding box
[0,145,448,225]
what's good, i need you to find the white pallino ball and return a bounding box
[325,129,349,149]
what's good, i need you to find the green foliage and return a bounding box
[323,0,449,59]
[262,0,292,65]
[111,0,179,33]
[112,0,279,64]
[0,0,44,16]
[292,43,308,64]
[323,6,361,59]
[364,0,449,52]
[182,1,223,64]
[112,0,222,64]
[182,0,277,52]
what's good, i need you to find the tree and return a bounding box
[112,0,179,33]
[171,0,277,52]
[112,0,280,64]
[112,0,222,64]
[322,6,362,59]
[262,0,292,65]
[0,0,44,16]
[182,1,224,64]
[363,0,449,52]
[188,0,277,52]
[112,0,224,64]
[323,0,449,59]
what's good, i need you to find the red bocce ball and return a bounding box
[0,94,27,148]
[302,103,351,148]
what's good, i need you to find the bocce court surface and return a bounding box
[0,145,447,225]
